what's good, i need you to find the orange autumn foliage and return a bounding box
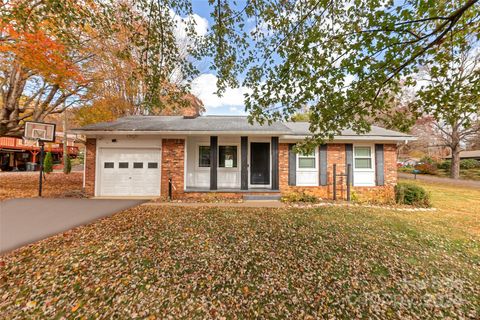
[0,24,84,87]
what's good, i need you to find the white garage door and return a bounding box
[98,148,161,196]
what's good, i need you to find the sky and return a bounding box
[188,2,250,116]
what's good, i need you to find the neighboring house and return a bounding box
[399,158,420,167]
[445,150,480,161]
[73,115,415,202]
[0,133,81,171]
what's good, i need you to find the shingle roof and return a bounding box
[75,115,413,138]
[76,116,290,133]
[459,150,480,158]
[283,122,412,137]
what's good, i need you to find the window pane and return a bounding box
[148,162,158,169]
[355,147,371,157]
[104,162,114,169]
[219,146,237,168]
[355,158,372,169]
[133,162,143,169]
[119,162,128,169]
[199,146,210,167]
[299,158,315,168]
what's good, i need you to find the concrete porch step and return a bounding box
[243,194,282,201]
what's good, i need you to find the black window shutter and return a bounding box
[375,144,385,186]
[319,144,328,186]
[288,144,296,186]
[271,137,279,190]
[241,136,248,190]
[345,144,353,185]
[210,136,218,190]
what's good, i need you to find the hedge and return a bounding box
[395,182,431,207]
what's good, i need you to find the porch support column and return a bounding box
[271,136,279,190]
[241,136,248,190]
[210,136,218,190]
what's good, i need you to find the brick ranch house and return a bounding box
[74,115,415,202]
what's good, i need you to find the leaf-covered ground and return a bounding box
[0,172,83,200]
[1,191,479,319]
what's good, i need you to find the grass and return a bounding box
[0,180,479,318]
[0,172,83,200]
[437,168,480,181]
[399,166,480,181]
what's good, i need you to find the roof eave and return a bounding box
[71,130,292,136]
[280,135,417,142]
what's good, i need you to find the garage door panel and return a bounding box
[98,148,161,196]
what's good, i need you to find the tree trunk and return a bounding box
[450,144,461,179]
[449,123,462,179]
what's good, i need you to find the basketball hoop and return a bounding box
[23,121,56,197]
[23,121,56,142]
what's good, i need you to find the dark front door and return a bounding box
[250,142,270,185]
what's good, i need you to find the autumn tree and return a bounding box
[0,0,98,136]
[409,37,480,179]
[73,0,205,126]
[1,0,202,136]
[2,0,479,139]
[202,0,479,148]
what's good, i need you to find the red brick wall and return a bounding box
[161,139,185,199]
[84,138,96,196]
[384,144,397,185]
[278,142,398,203]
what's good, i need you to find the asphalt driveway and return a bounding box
[0,198,144,254]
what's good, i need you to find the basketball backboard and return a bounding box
[24,121,56,142]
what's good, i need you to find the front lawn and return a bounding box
[437,168,480,181]
[1,182,479,319]
[399,166,480,181]
[0,172,83,200]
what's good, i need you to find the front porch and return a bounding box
[184,135,280,192]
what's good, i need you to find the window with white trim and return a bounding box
[296,148,318,186]
[354,146,372,169]
[298,150,316,169]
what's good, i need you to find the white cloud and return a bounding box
[191,74,251,114]
[170,10,209,41]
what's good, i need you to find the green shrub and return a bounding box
[414,162,437,175]
[420,156,435,165]
[395,183,431,207]
[281,192,318,203]
[437,160,451,170]
[460,159,480,169]
[43,152,53,174]
[64,155,72,174]
[398,166,415,173]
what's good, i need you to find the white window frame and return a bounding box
[296,147,319,186]
[353,145,375,172]
[296,149,317,171]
